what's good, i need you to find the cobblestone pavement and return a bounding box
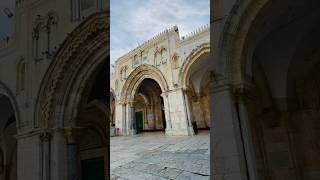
[110,130,210,180]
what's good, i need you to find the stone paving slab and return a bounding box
[111,130,210,179]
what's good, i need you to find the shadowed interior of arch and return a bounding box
[0,95,17,180]
[184,52,211,131]
[73,60,108,180]
[133,78,166,134]
[233,0,320,179]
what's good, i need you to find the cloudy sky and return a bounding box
[0,0,15,38]
[110,0,210,68]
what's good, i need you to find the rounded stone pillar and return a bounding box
[160,92,172,134]
[182,88,195,135]
[64,128,80,180]
[40,132,51,180]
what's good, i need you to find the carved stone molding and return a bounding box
[36,12,109,129]
[64,127,83,144]
[232,82,257,103]
[40,131,52,142]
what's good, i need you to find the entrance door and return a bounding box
[136,111,143,132]
[81,158,105,180]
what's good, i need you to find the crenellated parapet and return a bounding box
[179,24,210,44]
[117,25,179,63]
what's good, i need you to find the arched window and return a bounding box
[123,66,127,80]
[120,68,123,81]
[154,51,161,66]
[142,51,148,63]
[134,55,139,66]
[172,54,180,69]
[115,80,119,91]
[17,58,26,94]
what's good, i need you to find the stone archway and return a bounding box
[118,65,171,135]
[133,78,166,134]
[0,82,19,180]
[179,43,210,89]
[179,43,211,132]
[35,11,109,180]
[212,0,320,179]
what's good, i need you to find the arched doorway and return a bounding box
[35,12,109,180]
[0,94,17,180]
[133,78,166,133]
[217,0,320,179]
[180,44,211,133]
[119,64,171,135]
[75,62,108,180]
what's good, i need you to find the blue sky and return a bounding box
[0,0,15,38]
[110,0,210,68]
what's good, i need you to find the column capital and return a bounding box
[232,81,256,103]
[160,91,169,97]
[40,131,52,142]
[63,127,83,144]
[126,101,135,107]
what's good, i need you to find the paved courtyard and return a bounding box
[110,130,210,180]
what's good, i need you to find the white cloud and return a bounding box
[110,0,210,68]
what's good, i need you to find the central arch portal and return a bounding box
[133,78,166,133]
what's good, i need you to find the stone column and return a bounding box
[165,88,190,136]
[233,83,258,180]
[122,103,126,135]
[40,132,51,180]
[126,102,135,135]
[51,129,67,180]
[17,132,42,180]
[210,81,248,180]
[65,128,79,180]
[183,88,195,135]
[161,92,172,133]
[131,101,136,134]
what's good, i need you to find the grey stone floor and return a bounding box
[110,130,210,180]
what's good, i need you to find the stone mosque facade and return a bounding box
[0,0,108,180]
[110,25,210,136]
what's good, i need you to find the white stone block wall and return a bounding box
[166,89,189,135]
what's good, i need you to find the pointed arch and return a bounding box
[120,64,168,103]
[35,11,108,128]
[179,43,210,89]
[0,81,20,128]
[16,57,25,95]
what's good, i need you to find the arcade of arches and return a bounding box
[110,25,211,136]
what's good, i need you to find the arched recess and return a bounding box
[178,43,211,130]
[16,58,25,95]
[0,82,19,180]
[0,82,20,128]
[179,43,210,89]
[34,11,109,179]
[120,64,168,103]
[217,0,320,179]
[213,0,271,82]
